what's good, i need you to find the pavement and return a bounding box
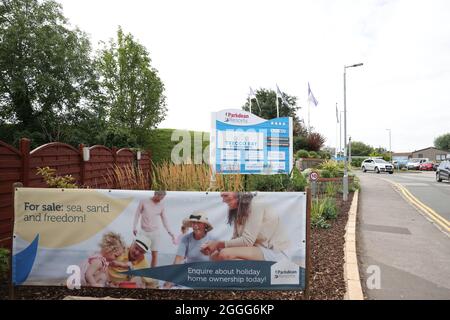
[356,171,450,300]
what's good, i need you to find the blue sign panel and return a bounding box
[210,109,293,174]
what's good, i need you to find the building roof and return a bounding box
[412,147,449,153]
[392,152,411,156]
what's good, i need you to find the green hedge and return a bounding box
[145,129,210,164]
[246,167,308,192]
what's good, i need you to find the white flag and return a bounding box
[336,104,339,123]
[308,82,318,107]
[249,87,261,112]
[276,84,290,107]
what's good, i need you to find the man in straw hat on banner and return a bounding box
[108,233,158,288]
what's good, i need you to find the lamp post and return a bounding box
[343,63,363,202]
[339,111,342,158]
[386,129,392,163]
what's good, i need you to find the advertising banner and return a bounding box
[210,109,294,174]
[13,188,307,290]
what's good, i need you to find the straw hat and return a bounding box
[135,232,152,253]
[183,212,213,232]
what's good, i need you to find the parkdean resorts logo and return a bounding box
[224,112,249,124]
[270,260,300,285]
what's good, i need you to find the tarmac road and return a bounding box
[356,170,450,300]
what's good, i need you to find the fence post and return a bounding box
[19,138,30,187]
[111,147,118,189]
[305,188,312,299]
[79,144,86,186]
[148,149,152,189]
[10,182,23,300]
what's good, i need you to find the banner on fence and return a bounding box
[210,109,294,174]
[13,188,307,290]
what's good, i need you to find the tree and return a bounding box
[242,88,307,136]
[350,141,374,156]
[0,0,99,143]
[434,133,450,151]
[96,27,167,146]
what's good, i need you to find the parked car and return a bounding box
[419,162,434,171]
[433,163,439,171]
[406,158,429,170]
[361,158,394,174]
[436,160,450,182]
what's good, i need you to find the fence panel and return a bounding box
[28,142,82,188]
[0,139,151,248]
[0,141,22,247]
[85,145,115,189]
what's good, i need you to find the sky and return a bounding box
[57,0,450,153]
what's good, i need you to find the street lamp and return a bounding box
[338,111,342,158]
[386,129,392,163]
[343,63,363,202]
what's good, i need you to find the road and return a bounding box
[356,170,450,300]
[382,171,450,223]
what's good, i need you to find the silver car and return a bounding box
[361,158,394,174]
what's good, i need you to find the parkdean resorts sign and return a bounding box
[210,109,293,175]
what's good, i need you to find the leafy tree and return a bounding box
[242,88,306,136]
[96,27,167,146]
[350,141,374,156]
[0,0,100,143]
[434,133,450,151]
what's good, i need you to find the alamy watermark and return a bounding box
[66,265,81,290]
[366,265,381,290]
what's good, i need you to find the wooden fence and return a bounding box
[0,138,151,248]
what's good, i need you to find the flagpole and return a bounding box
[336,103,339,159]
[276,95,279,118]
[308,101,311,132]
[339,112,342,158]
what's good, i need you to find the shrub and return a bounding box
[349,177,361,192]
[36,167,78,188]
[320,169,332,178]
[152,163,243,191]
[308,151,319,159]
[318,151,331,160]
[0,248,9,277]
[288,167,308,191]
[296,149,310,159]
[311,197,338,229]
[311,199,329,229]
[351,158,364,168]
[324,182,339,198]
[247,174,290,192]
[106,164,151,190]
[318,160,345,178]
[293,136,309,152]
[307,132,326,151]
[322,198,338,220]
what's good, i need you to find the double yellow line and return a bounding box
[386,180,450,233]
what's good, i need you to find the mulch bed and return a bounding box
[0,192,353,300]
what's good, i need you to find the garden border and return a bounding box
[343,190,364,300]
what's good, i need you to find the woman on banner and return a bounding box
[200,192,290,261]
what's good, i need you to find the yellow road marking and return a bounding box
[397,184,449,227]
[382,178,450,232]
